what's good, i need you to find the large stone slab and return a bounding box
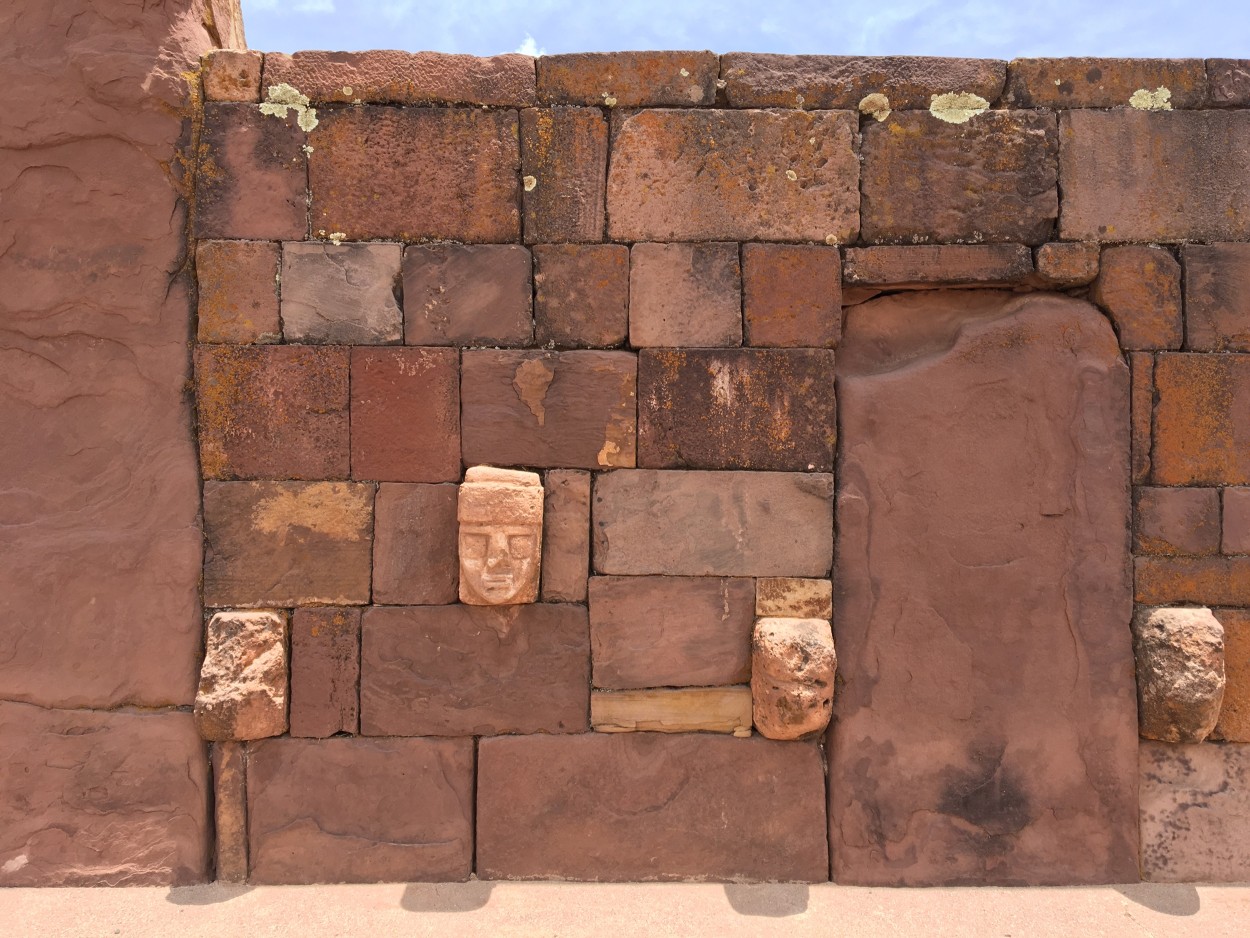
[477,733,828,881]
[0,702,208,886]
[830,290,1137,885]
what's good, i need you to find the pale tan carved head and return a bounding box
[458,466,543,606]
[751,616,837,740]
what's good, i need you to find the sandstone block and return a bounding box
[629,242,742,348]
[477,733,828,881]
[1035,241,1100,286]
[1208,59,1250,106]
[842,244,1033,286]
[593,470,834,577]
[720,54,1005,110]
[589,576,755,689]
[280,242,402,344]
[521,107,607,243]
[638,348,836,471]
[534,244,629,348]
[0,704,209,886]
[1140,741,1250,882]
[1214,609,1250,741]
[538,51,718,106]
[592,687,753,736]
[1005,58,1207,108]
[832,291,1137,885]
[203,49,262,102]
[756,578,833,619]
[1226,488,1250,555]
[1090,246,1182,350]
[1152,353,1250,485]
[290,607,360,738]
[542,470,590,603]
[196,240,280,344]
[360,603,589,736]
[1183,243,1250,352]
[458,466,544,606]
[195,344,349,481]
[248,737,474,884]
[741,244,841,348]
[195,103,306,241]
[1130,351,1153,485]
[203,481,374,607]
[1135,556,1250,606]
[195,610,288,742]
[262,50,536,105]
[461,350,637,470]
[349,347,460,483]
[1059,110,1250,242]
[1133,606,1225,742]
[1134,486,1221,556]
[608,109,859,243]
[402,244,532,347]
[310,107,519,242]
[861,111,1058,245]
[211,742,247,883]
[371,483,459,605]
[752,617,836,741]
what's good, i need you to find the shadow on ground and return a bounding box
[1113,883,1201,916]
[722,883,810,917]
[401,880,495,912]
[166,883,255,905]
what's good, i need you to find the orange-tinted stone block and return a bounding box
[1152,353,1250,485]
[196,240,280,344]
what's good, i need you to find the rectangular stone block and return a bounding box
[1035,241,1100,287]
[1130,351,1153,485]
[534,244,629,348]
[1135,556,1250,606]
[202,49,262,102]
[247,737,474,884]
[280,242,402,345]
[196,240,280,344]
[538,51,718,106]
[195,610,288,742]
[195,345,349,481]
[861,111,1058,245]
[1183,244,1250,352]
[593,470,834,577]
[403,244,533,347]
[203,481,374,607]
[756,578,833,619]
[629,242,742,348]
[542,470,590,603]
[589,576,754,689]
[1059,110,1250,242]
[608,109,859,243]
[360,604,590,737]
[1090,246,1182,351]
[0,703,208,886]
[1214,609,1250,741]
[372,482,459,605]
[461,350,637,470]
[521,107,607,243]
[350,347,460,483]
[310,107,519,242]
[842,245,1033,286]
[1226,488,1250,555]
[1140,741,1250,882]
[591,687,752,736]
[1208,59,1250,106]
[211,741,247,883]
[1004,58,1207,108]
[477,734,828,881]
[741,244,841,349]
[290,607,360,738]
[1152,353,1250,485]
[1134,487,1221,557]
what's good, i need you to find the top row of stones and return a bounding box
[203,49,1250,110]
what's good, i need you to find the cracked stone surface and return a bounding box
[1133,606,1225,743]
[195,610,289,742]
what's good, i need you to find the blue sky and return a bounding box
[241,0,1250,57]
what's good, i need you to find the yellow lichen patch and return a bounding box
[523,175,538,192]
[858,92,892,122]
[929,91,989,124]
[1130,87,1173,110]
[259,82,319,131]
[251,482,372,542]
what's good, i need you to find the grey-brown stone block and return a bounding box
[402,244,533,347]
[371,483,459,605]
[542,470,591,603]
[280,242,403,345]
[1183,243,1250,352]
[629,242,742,348]
[290,607,361,738]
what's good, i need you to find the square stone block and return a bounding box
[402,244,532,347]
[534,244,629,348]
[1183,244,1250,352]
[202,49,263,102]
[371,483,459,605]
[1090,246,1182,351]
[742,244,841,348]
[196,240,280,344]
[290,607,361,738]
[629,242,741,348]
[280,242,402,345]
[1134,486,1221,556]
[1152,353,1250,485]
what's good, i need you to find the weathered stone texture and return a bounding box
[280,242,403,344]
[1059,110,1250,241]
[461,350,637,469]
[1208,59,1250,106]
[831,291,1136,885]
[1134,487,1221,556]
[608,109,860,243]
[1135,556,1250,607]
[1152,353,1250,485]
[756,578,833,619]
[1005,58,1207,108]
[860,112,1058,245]
[1140,741,1250,883]
[629,242,742,348]
[0,703,208,886]
[542,470,591,603]
[371,483,459,605]
[1090,246,1182,350]
[1183,243,1250,352]
[360,604,590,736]
[591,687,753,736]
[202,49,262,102]
[1214,609,1250,741]
[196,240,280,344]
[843,245,1033,286]
[195,610,288,741]
[538,51,718,106]
[593,470,834,577]
[1130,352,1154,485]
[211,741,247,883]
[534,244,629,348]
[1035,241,1099,286]
[521,107,607,243]
[638,349,837,471]
[477,734,828,881]
[752,617,836,741]
[248,737,474,884]
[290,607,361,738]
[589,576,755,689]
[1133,606,1225,743]
[310,107,519,242]
[741,244,841,348]
[402,244,533,347]
[1226,488,1250,556]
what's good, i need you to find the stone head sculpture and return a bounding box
[751,617,837,740]
[458,466,543,606]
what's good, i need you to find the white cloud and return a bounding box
[245,0,335,12]
[515,33,546,57]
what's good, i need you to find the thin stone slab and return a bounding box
[830,290,1137,886]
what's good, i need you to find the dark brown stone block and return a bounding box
[402,245,532,347]
[742,244,841,348]
[1035,241,1099,286]
[360,604,590,736]
[211,741,247,883]
[534,244,629,348]
[542,470,590,603]
[1152,353,1250,485]
[1090,246,1182,350]
[608,109,859,243]
[0,703,208,886]
[1005,58,1207,108]
[538,51,718,106]
[1183,243,1250,352]
[350,347,460,483]
[461,350,637,470]
[521,107,607,243]
[290,607,361,738]
[247,736,474,884]
[629,242,741,347]
[638,348,836,471]
[477,733,828,881]
[280,242,403,345]
[1214,609,1250,740]
[1208,59,1250,106]
[861,111,1058,245]
[831,291,1136,885]
[203,481,374,608]
[1134,487,1221,556]
[589,576,755,689]
[1130,351,1153,485]
[1135,556,1250,606]
[203,49,262,102]
[195,103,306,241]
[721,54,1005,109]
[372,483,459,605]
[1059,110,1250,242]
[843,245,1033,286]
[593,470,834,577]
[195,345,349,481]
[309,107,519,242]
[196,240,280,344]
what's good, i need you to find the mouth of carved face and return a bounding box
[460,526,538,604]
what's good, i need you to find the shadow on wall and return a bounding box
[723,883,810,917]
[1113,883,1201,916]
[401,880,495,912]
[165,884,255,905]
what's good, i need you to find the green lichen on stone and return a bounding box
[259,82,319,131]
[1130,87,1173,111]
[929,91,989,124]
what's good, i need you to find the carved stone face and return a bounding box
[458,466,543,606]
[750,617,837,741]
